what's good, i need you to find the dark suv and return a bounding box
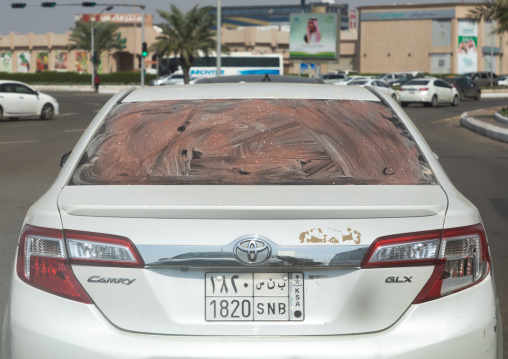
[444,77,481,100]
[462,71,498,87]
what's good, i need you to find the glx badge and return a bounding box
[385,276,412,283]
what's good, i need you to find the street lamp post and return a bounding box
[216,0,221,77]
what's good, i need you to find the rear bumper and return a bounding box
[3,274,501,359]
[399,92,432,103]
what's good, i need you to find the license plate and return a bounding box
[205,272,304,321]
[409,90,415,94]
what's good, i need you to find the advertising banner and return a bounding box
[17,52,30,73]
[75,51,89,73]
[0,52,13,73]
[290,13,338,60]
[36,52,49,72]
[457,20,478,74]
[55,51,68,71]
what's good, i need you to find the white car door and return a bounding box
[433,80,449,102]
[0,83,21,115]
[13,84,40,115]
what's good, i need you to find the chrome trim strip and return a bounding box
[139,238,368,268]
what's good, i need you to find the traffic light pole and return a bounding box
[91,18,95,88]
[141,6,145,86]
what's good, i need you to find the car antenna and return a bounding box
[262,74,271,82]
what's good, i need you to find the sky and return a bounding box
[0,0,480,35]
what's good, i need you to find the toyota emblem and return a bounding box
[233,236,272,265]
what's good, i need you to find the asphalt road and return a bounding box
[0,91,507,357]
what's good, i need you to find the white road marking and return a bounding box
[431,115,461,124]
[57,112,78,117]
[0,140,40,145]
[84,102,101,107]
[64,129,85,133]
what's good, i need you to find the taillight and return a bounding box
[418,87,429,91]
[362,225,490,303]
[17,225,92,303]
[16,225,145,303]
[414,224,489,303]
[65,230,144,267]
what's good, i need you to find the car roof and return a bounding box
[194,74,324,84]
[122,83,381,103]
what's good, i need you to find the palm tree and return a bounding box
[69,20,124,65]
[468,0,508,34]
[151,5,226,84]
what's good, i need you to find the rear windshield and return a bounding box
[71,99,435,185]
[404,80,430,86]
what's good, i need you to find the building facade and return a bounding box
[358,3,505,74]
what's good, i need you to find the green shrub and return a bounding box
[0,71,156,85]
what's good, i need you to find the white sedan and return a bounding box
[2,83,501,359]
[0,80,59,120]
[399,78,459,107]
[348,78,398,101]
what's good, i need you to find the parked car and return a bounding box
[347,78,398,100]
[149,72,196,86]
[319,73,348,84]
[333,76,373,85]
[377,72,414,86]
[461,71,498,87]
[399,77,459,107]
[2,83,501,359]
[0,80,59,120]
[498,75,508,86]
[444,77,481,100]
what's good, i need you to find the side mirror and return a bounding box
[60,151,71,167]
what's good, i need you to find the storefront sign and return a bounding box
[361,9,455,21]
[75,14,143,24]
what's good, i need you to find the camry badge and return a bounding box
[233,236,272,265]
[87,275,136,285]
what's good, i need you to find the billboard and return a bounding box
[290,13,338,60]
[17,52,30,73]
[36,52,49,72]
[75,51,89,73]
[0,52,13,73]
[55,51,68,71]
[457,20,478,74]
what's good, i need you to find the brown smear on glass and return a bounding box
[71,99,435,185]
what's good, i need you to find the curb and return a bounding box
[494,111,508,126]
[460,112,508,143]
[481,92,508,98]
[32,85,136,95]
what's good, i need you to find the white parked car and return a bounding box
[149,72,197,86]
[498,75,508,86]
[348,78,398,101]
[2,83,501,359]
[319,73,348,84]
[399,78,460,107]
[333,75,373,85]
[0,80,59,120]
